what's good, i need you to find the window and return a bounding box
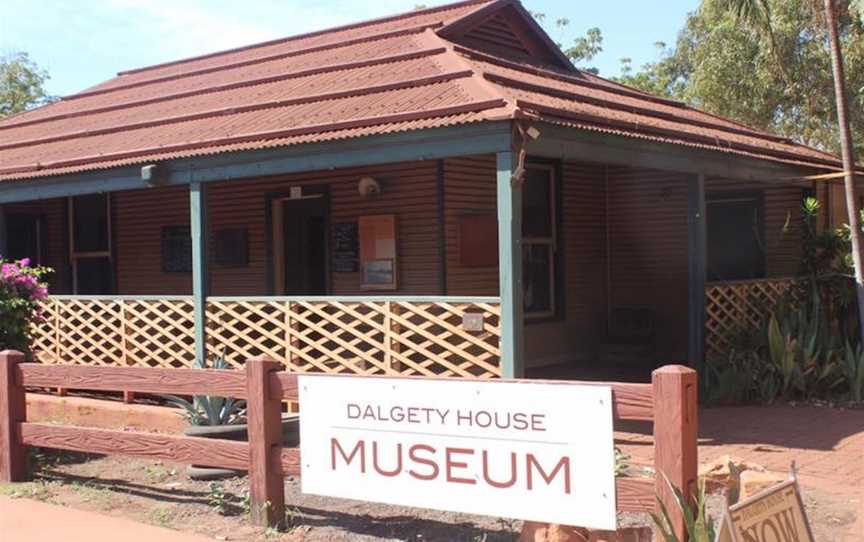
[69,194,113,294]
[522,165,558,318]
[707,192,765,281]
[161,226,192,273]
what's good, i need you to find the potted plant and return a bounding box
[165,356,299,480]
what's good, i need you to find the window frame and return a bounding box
[706,190,766,283]
[522,162,559,321]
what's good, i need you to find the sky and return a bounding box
[0,0,700,98]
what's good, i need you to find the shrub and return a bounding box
[0,258,51,353]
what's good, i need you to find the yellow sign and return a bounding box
[716,478,814,542]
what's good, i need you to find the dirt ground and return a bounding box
[2,401,861,541]
[0,450,659,541]
[0,449,856,541]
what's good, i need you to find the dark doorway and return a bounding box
[707,192,765,281]
[6,214,46,264]
[282,196,328,295]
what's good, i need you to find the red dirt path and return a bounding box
[617,404,864,541]
[0,495,210,541]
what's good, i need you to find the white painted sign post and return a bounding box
[299,375,617,530]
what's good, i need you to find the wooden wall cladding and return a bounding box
[559,161,607,356]
[457,214,498,267]
[606,167,690,363]
[114,185,192,295]
[107,160,440,296]
[444,155,499,296]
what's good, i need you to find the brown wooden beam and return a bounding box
[0,351,26,483]
[18,363,247,398]
[19,423,249,470]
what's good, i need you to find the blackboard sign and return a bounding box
[332,221,358,273]
[161,226,192,273]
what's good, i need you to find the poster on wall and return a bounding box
[359,214,397,290]
[299,375,617,530]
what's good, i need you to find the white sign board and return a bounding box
[299,375,617,530]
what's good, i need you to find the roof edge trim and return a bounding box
[0,99,507,175]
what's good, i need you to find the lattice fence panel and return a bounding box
[29,300,60,364]
[390,301,502,378]
[124,299,196,368]
[29,297,196,368]
[206,299,502,377]
[705,278,796,356]
[206,300,291,369]
[30,297,501,377]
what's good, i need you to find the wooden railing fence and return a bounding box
[0,350,697,539]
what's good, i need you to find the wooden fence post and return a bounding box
[652,365,698,542]
[246,357,285,529]
[0,350,27,483]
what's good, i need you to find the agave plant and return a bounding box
[841,341,864,402]
[651,474,716,542]
[164,356,246,426]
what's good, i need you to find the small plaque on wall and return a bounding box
[359,214,397,290]
[459,214,498,267]
[332,222,359,273]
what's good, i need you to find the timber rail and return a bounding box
[0,351,697,539]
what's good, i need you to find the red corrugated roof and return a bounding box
[0,0,844,182]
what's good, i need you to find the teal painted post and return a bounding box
[687,174,707,380]
[190,182,209,365]
[496,151,524,378]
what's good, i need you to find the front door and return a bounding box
[282,196,328,295]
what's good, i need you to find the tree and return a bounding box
[700,0,864,350]
[823,0,864,344]
[613,0,864,157]
[0,52,52,118]
[530,12,604,73]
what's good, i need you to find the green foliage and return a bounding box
[841,341,864,400]
[163,356,246,426]
[562,27,604,72]
[614,446,630,476]
[207,482,229,514]
[0,258,52,354]
[0,52,53,118]
[614,0,864,155]
[651,475,716,542]
[529,12,603,73]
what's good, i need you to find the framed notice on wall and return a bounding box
[359,214,397,290]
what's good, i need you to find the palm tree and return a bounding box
[711,0,864,344]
